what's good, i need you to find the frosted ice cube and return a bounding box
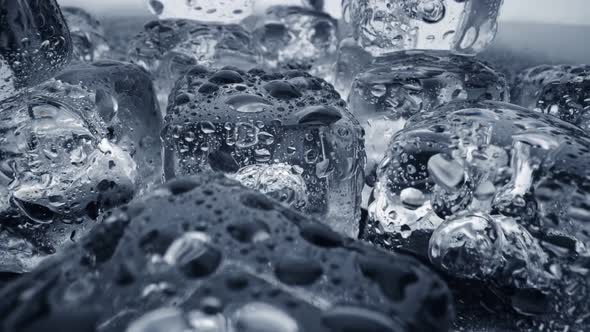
[62,7,111,62]
[348,50,509,176]
[0,0,72,101]
[0,80,138,272]
[128,20,259,111]
[349,0,504,56]
[146,0,254,23]
[246,6,339,82]
[0,174,454,332]
[162,67,365,237]
[513,64,590,131]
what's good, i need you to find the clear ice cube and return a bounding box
[245,6,339,82]
[128,20,259,110]
[0,80,138,272]
[55,60,164,191]
[62,7,111,63]
[0,0,72,101]
[146,0,254,23]
[0,174,454,332]
[348,50,509,177]
[349,0,504,56]
[162,67,365,237]
[513,64,590,131]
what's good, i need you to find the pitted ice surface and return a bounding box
[128,19,259,110]
[0,80,138,272]
[0,173,454,332]
[163,67,365,237]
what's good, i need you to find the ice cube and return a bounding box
[162,67,365,237]
[349,0,504,56]
[429,212,552,289]
[61,7,111,63]
[369,100,590,245]
[146,0,254,23]
[0,0,72,101]
[0,80,138,273]
[0,174,454,332]
[55,60,163,191]
[513,64,590,131]
[245,6,339,82]
[365,100,590,327]
[128,20,259,110]
[348,50,509,177]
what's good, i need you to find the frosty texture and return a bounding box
[0,174,453,332]
[163,67,365,237]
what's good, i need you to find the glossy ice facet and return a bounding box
[55,60,163,191]
[0,80,138,272]
[163,67,365,237]
[247,6,339,82]
[0,0,72,100]
[349,0,504,56]
[348,50,509,174]
[128,20,258,110]
[429,212,552,289]
[146,0,254,23]
[62,7,110,62]
[0,174,454,332]
[513,64,590,131]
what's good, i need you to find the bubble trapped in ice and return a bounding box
[349,0,504,56]
[162,66,365,237]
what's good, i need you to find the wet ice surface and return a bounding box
[349,0,503,56]
[347,50,509,175]
[146,0,255,23]
[0,174,453,332]
[366,100,590,330]
[0,80,138,273]
[128,19,258,110]
[244,6,339,82]
[513,64,590,131]
[62,7,111,62]
[0,0,72,101]
[162,67,365,237]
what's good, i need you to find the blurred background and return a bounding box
[57,0,590,26]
